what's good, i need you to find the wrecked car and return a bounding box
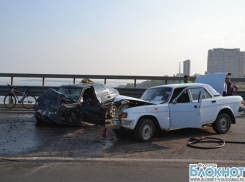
[57,82,119,118]
[33,82,119,126]
[113,73,245,142]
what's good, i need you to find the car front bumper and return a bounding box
[36,109,66,124]
[112,118,135,130]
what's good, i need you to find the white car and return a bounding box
[113,73,245,142]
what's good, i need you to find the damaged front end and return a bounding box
[33,88,106,126]
[112,96,155,124]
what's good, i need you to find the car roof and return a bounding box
[147,83,221,96]
[59,83,104,88]
[149,83,209,89]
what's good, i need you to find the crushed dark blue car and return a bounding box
[33,81,119,126]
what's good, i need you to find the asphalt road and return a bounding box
[0,160,189,182]
[1,108,245,182]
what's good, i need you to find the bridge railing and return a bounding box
[0,73,196,87]
[0,86,146,98]
[1,73,245,99]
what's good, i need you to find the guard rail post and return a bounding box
[42,77,45,86]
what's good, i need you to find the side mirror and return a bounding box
[172,99,177,104]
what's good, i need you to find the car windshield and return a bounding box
[58,87,83,102]
[141,87,172,103]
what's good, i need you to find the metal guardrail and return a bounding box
[0,86,145,98]
[0,73,196,87]
[0,86,58,97]
[1,73,245,85]
[1,73,245,99]
[0,86,245,100]
[0,73,193,98]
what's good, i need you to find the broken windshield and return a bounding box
[141,87,172,103]
[58,87,83,102]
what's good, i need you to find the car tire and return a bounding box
[212,113,231,134]
[108,105,118,119]
[134,118,155,142]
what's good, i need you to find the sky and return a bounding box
[1,0,245,76]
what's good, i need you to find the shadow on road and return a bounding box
[107,126,216,156]
[0,114,225,158]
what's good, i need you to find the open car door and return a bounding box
[168,87,203,129]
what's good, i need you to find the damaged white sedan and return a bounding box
[113,82,245,142]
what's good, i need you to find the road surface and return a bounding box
[0,108,245,182]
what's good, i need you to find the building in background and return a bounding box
[207,48,245,78]
[183,60,191,76]
[174,61,191,77]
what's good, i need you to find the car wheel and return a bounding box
[212,113,231,134]
[134,118,155,142]
[108,105,118,119]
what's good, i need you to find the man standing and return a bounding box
[180,75,192,84]
[225,77,238,96]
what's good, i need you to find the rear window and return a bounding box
[204,85,221,97]
[204,89,212,99]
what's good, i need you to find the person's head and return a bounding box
[225,77,230,83]
[184,75,189,81]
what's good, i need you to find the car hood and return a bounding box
[195,73,227,95]
[113,95,156,107]
[34,88,74,112]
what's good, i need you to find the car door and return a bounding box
[199,88,217,124]
[168,87,203,129]
[93,85,109,106]
[102,85,117,101]
[101,84,117,108]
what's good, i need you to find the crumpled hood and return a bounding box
[113,95,156,107]
[33,88,74,112]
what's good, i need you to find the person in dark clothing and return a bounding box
[180,75,192,83]
[225,77,238,96]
